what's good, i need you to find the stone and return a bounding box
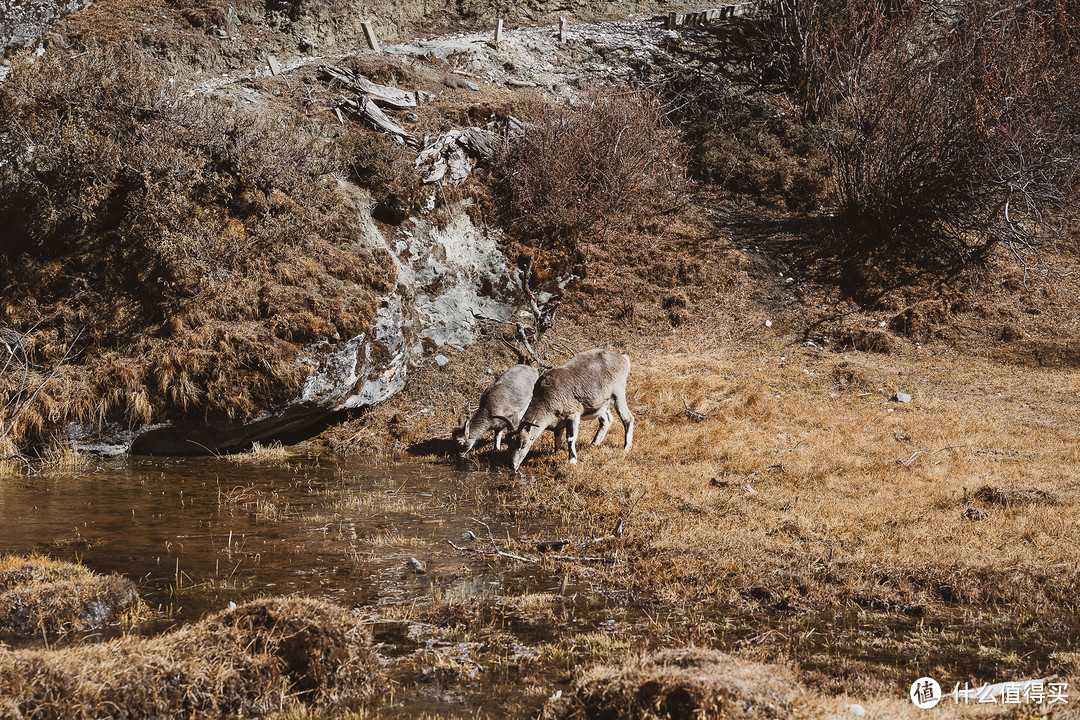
[847,704,866,716]
[435,354,450,367]
[267,55,282,75]
[963,506,987,521]
[894,392,912,403]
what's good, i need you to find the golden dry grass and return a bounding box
[0,554,141,635]
[517,332,1080,613]
[543,646,1074,720]
[0,596,380,720]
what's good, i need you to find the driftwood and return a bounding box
[414,127,499,185]
[319,64,416,110]
[339,95,418,147]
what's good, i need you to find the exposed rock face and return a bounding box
[125,197,513,456]
[0,0,88,56]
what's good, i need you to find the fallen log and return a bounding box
[341,94,418,146]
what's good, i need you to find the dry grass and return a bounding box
[515,333,1080,613]
[0,554,141,635]
[0,43,394,456]
[227,441,298,464]
[542,647,1069,720]
[542,648,812,720]
[0,596,380,719]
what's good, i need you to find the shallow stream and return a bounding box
[1,455,1075,716]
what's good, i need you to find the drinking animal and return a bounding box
[453,364,539,455]
[509,349,633,469]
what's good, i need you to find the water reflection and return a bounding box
[0,456,560,633]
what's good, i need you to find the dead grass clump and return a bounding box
[0,596,380,719]
[0,554,140,634]
[543,648,804,720]
[972,484,1059,508]
[839,328,901,354]
[0,43,394,453]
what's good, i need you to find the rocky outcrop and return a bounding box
[124,196,514,456]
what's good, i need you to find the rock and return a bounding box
[406,557,426,574]
[267,55,282,75]
[111,203,514,456]
[847,704,866,716]
[962,506,987,521]
[893,392,912,403]
[435,354,450,367]
[765,319,772,328]
[1,0,92,55]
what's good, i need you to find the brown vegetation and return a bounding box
[491,88,686,252]
[764,0,1080,269]
[0,596,380,719]
[0,43,394,454]
[543,648,817,720]
[0,555,141,635]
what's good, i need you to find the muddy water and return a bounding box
[2,456,1076,716]
[0,456,565,630]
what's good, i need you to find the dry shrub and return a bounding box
[336,129,422,224]
[0,43,394,453]
[766,0,1080,269]
[492,88,686,249]
[543,648,805,720]
[0,596,380,719]
[665,70,828,211]
[0,554,140,635]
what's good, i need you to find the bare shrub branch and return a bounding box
[491,88,687,249]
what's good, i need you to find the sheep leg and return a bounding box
[591,407,613,446]
[566,414,581,464]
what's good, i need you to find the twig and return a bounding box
[897,445,967,467]
[446,539,538,563]
[682,400,711,421]
[468,517,497,543]
[546,554,617,565]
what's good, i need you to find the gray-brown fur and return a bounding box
[509,349,633,469]
[453,364,539,455]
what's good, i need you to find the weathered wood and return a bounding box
[319,64,416,109]
[662,3,755,29]
[341,95,418,146]
[361,21,381,52]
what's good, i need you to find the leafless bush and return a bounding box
[492,88,686,248]
[763,0,1080,270]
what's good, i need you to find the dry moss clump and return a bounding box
[0,554,140,635]
[0,596,380,719]
[544,648,809,720]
